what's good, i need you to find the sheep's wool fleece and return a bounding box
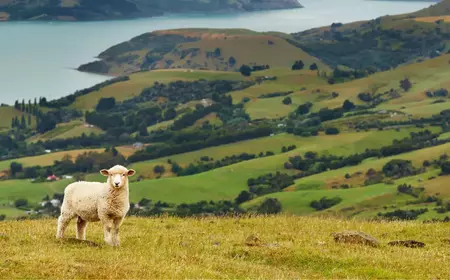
[62,181,129,222]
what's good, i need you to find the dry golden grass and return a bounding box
[414,16,450,23]
[1,216,449,279]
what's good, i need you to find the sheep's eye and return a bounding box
[122,174,126,177]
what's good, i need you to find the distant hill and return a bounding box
[287,0,450,71]
[77,28,329,75]
[0,0,302,21]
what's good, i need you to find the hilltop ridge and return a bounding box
[0,0,302,21]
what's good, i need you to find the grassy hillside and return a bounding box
[1,216,450,279]
[0,145,140,172]
[292,0,450,70]
[77,29,329,76]
[241,54,450,121]
[27,120,103,142]
[0,106,35,130]
[71,69,244,110]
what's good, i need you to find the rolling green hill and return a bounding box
[77,29,329,76]
[291,0,450,70]
[4,2,450,226]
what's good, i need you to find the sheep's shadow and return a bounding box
[59,237,101,247]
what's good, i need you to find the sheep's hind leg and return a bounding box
[76,216,88,240]
[56,212,75,239]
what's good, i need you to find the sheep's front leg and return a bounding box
[111,218,124,247]
[102,218,114,246]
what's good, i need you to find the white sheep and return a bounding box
[56,165,136,246]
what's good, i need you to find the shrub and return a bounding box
[440,161,450,175]
[296,102,313,115]
[14,198,28,208]
[382,159,414,177]
[310,196,342,211]
[239,65,252,76]
[235,191,253,204]
[282,97,292,105]
[257,198,282,214]
[292,60,304,70]
[153,165,166,174]
[309,63,318,70]
[343,99,355,111]
[325,127,340,135]
[400,78,412,92]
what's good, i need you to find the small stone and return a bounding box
[332,230,380,247]
[245,234,261,247]
[387,240,425,248]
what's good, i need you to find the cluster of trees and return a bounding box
[310,196,342,211]
[239,64,270,76]
[85,79,252,136]
[13,98,40,115]
[128,125,272,162]
[291,60,319,71]
[9,147,126,180]
[426,88,448,98]
[285,151,368,175]
[258,91,293,99]
[284,130,443,180]
[39,76,129,108]
[327,67,372,84]
[382,159,417,178]
[247,172,294,196]
[36,108,83,134]
[11,115,32,130]
[128,195,283,217]
[397,184,425,198]
[169,152,258,177]
[281,145,296,153]
[377,208,428,220]
[294,16,448,71]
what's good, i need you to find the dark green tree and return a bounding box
[257,198,282,214]
[239,65,252,77]
[20,115,26,129]
[282,97,292,105]
[153,165,165,175]
[292,60,304,70]
[10,162,23,178]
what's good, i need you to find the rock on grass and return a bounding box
[332,230,380,247]
[387,240,425,248]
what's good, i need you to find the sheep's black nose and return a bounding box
[115,183,119,186]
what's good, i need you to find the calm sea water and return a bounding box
[0,0,435,104]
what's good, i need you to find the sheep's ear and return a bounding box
[100,169,109,176]
[127,169,136,177]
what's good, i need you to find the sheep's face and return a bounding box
[100,165,136,189]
